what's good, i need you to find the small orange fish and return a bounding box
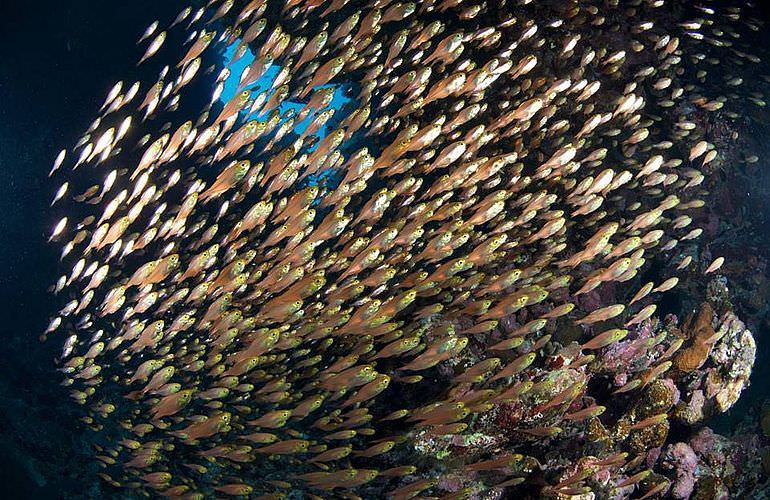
[639,479,671,500]
[173,412,231,442]
[616,469,652,488]
[248,409,292,429]
[214,483,253,496]
[630,413,668,430]
[581,329,628,350]
[576,304,626,325]
[151,389,193,420]
[564,405,606,421]
[466,454,524,471]
[255,439,310,455]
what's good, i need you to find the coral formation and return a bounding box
[673,308,756,423]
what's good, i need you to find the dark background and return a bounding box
[1,0,770,498]
[0,1,184,497]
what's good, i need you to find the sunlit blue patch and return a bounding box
[219,40,358,192]
[220,42,255,105]
[220,42,356,144]
[307,165,343,192]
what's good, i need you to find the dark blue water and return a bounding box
[0,2,185,497]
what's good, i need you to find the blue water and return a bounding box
[219,42,355,142]
[217,41,357,192]
[0,2,190,497]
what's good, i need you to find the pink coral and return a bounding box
[600,320,656,374]
[437,474,465,493]
[662,442,698,499]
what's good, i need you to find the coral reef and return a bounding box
[673,307,756,423]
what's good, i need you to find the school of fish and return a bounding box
[44,0,766,498]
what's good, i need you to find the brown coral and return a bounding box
[693,475,727,500]
[628,420,669,454]
[637,380,678,417]
[622,381,676,454]
[673,303,716,372]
